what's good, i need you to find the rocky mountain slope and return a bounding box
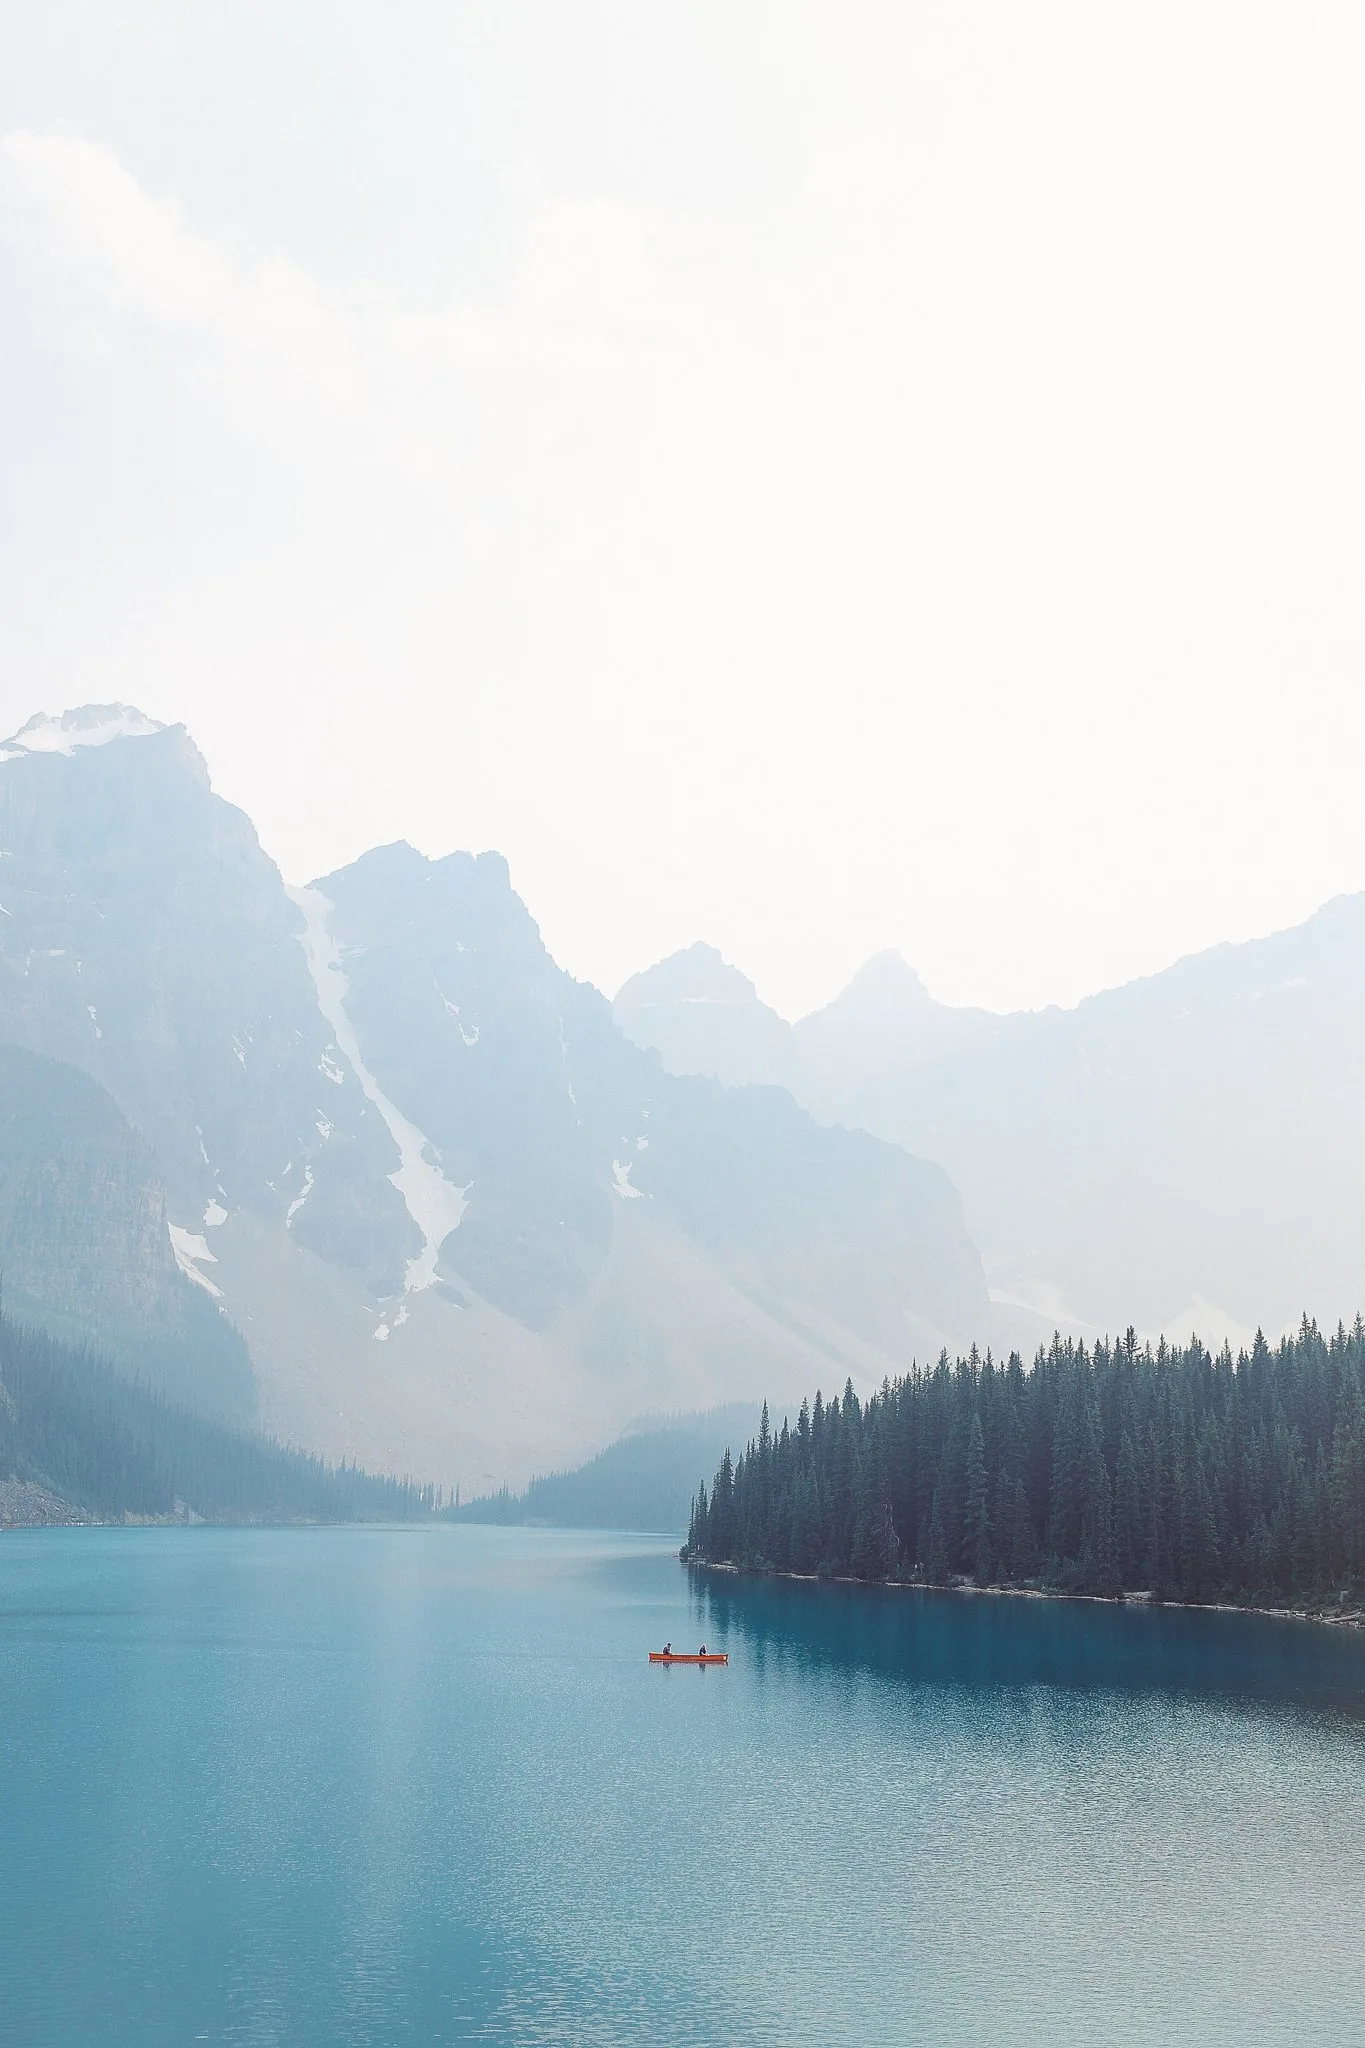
[617,913,1365,1349]
[0,1041,254,1416]
[613,943,802,1093]
[0,707,988,1487]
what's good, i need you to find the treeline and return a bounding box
[0,1311,436,1523]
[686,1320,1365,1607]
[452,1405,760,1534]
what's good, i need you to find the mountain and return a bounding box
[616,912,1365,1348]
[0,1042,254,1417]
[0,707,989,1488]
[0,705,410,1273]
[793,952,1002,1093]
[454,1403,763,1534]
[613,943,798,1090]
[0,1308,430,1525]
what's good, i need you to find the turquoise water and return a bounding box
[4,1527,1365,2046]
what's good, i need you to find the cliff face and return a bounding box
[0,714,412,1283]
[0,707,990,1487]
[0,1043,254,1418]
[311,841,985,1348]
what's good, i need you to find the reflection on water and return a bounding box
[2,1525,1364,2047]
[694,1567,1365,1720]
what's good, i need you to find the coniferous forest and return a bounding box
[685,1320,1365,1608]
[0,1310,435,1523]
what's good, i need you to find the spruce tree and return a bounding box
[1080,1402,1117,1596]
[924,1487,950,1585]
[1114,1430,1143,1589]
[1049,1356,1086,1567]
[962,1412,991,1584]
[687,1316,1365,1606]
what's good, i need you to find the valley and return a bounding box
[0,706,985,1490]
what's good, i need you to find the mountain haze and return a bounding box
[0,708,989,1487]
[0,1042,254,1416]
[613,943,798,1092]
[617,916,1365,1348]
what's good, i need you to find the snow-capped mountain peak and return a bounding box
[0,704,166,761]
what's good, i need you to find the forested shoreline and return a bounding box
[685,1320,1365,1609]
[0,1310,436,1524]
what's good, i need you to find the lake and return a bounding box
[3,1525,1365,2046]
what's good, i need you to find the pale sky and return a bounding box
[2,3,1363,1019]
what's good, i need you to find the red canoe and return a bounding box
[648,1652,728,1664]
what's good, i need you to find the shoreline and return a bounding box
[685,1556,1365,1630]
[0,1477,212,1530]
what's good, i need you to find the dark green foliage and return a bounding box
[685,1319,1365,1608]
[0,1310,433,1522]
[962,1411,990,1584]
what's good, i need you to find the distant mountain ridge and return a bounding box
[616,912,1365,1348]
[615,944,1001,1100]
[0,706,989,1488]
[454,1403,763,1534]
[613,943,798,1092]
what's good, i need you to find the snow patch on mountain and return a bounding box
[557,1015,578,1111]
[285,1164,314,1227]
[168,1222,223,1298]
[0,705,165,760]
[289,884,468,1292]
[612,1159,644,1199]
[438,989,480,1045]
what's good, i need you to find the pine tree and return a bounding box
[962,1411,991,1584]
[1080,1400,1117,1596]
[873,1495,901,1577]
[1049,1355,1087,1567]
[688,1480,709,1556]
[711,1449,736,1560]
[1331,1384,1365,1579]
[924,1487,950,1584]
[788,1473,818,1574]
[1114,1429,1142,1588]
[686,1318,1365,1607]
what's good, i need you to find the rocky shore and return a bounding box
[0,1481,206,1530]
[0,1479,92,1527]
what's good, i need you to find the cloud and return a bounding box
[4,22,1365,1026]
[1,126,764,509]
[2,128,362,408]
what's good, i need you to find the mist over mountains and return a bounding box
[10,702,1361,1495]
[616,916,1365,1351]
[0,707,985,1489]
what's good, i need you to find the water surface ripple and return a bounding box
[2,1525,1363,2045]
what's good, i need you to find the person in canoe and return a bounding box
[662,1641,672,1657]
[699,1645,707,1656]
